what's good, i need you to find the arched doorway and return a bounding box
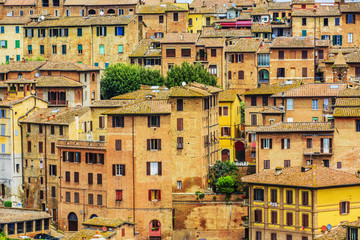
[68,212,78,231]
[88,9,96,15]
[235,141,245,162]
[221,149,230,161]
[188,18,193,26]
[149,220,161,238]
[90,214,98,219]
[107,9,115,14]
[259,69,269,83]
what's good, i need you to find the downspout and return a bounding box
[132,115,136,236]
[44,122,48,211]
[311,189,315,239]
[207,97,210,188]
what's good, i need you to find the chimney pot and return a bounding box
[275,167,282,176]
[53,114,55,119]
[40,114,43,118]
[47,116,50,121]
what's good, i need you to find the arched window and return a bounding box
[68,212,78,231]
[221,149,230,161]
[107,9,115,14]
[208,65,217,76]
[238,71,244,79]
[90,214,98,219]
[92,73,96,82]
[188,18,193,26]
[88,9,96,15]
[149,220,161,237]
[259,69,269,83]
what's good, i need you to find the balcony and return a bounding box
[303,148,333,155]
[195,50,207,62]
[49,99,68,106]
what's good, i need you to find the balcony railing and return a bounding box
[49,99,68,106]
[303,148,333,155]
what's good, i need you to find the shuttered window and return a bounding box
[147,139,161,150]
[39,142,43,153]
[254,209,262,223]
[278,51,284,59]
[181,48,191,57]
[302,50,308,59]
[97,174,102,185]
[270,189,277,203]
[116,190,122,201]
[115,140,122,151]
[251,114,257,125]
[264,160,270,169]
[302,67,307,77]
[88,173,93,184]
[51,142,55,154]
[88,194,93,204]
[261,139,272,149]
[284,160,291,167]
[166,49,175,57]
[113,164,125,176]
[238,71,244,79]
[286,190,293,204]
[271,211,277,225]
[74,172,79,183]
[302,214,309,228]
[302,191,309,206]
[146,162,162,175]
[148,116,160,127]
[99,116,105,128]
[177,137,183,149]
[177,118,183,130]
[65,171,70,182]
[286,212,293,226]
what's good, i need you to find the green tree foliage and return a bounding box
[4,201,11,207]
[100,64,165,99]
[216,176,235,195]
[165,62,217,88]
[241,101,245,124]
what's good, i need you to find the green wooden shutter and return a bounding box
[332,35,336,45]
[5,40,7,49]
[96,27,99,36]
[339,35,342,45]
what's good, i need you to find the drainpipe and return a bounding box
[207,97,210,188]
[311,189,315,239]
[132,115,136,236]
[44,122,48,211]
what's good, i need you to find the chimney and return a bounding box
[40,114,43,118]
[275,167,282,176]
[53,114,55,119]
[66,106,69,110]
[47,116,50,121]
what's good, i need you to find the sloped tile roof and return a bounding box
[244,81,301,95]
[219,89,240,102]
[254,122,334,132]
[91,100,135,107]
[64,230,115,240]
[0,96,47,107]
[112,88,171,100]
[257,42,271,53]
[340,3,360,12]
[242,166,360,188]
[64,0,137,6]
[334,107,360,117]
[272,83,347,97]
[201,27,252,38]
[161,33,200,44]
[270,36,315,49]
[0,16,31,24]
[129,39,161,57]
[251,23,272,33]
[25,15,136,27]
[83,217,134,227]
[337,88,360,97]
[196,37,226,47]
[226,38,262,52]
[315,224,346,240]
[260,106,285,114]
[104,99,171,115]
[292,6,340,17]
[0,208,51,223]
[292,0,315,4]
[137,3,188,14]
[40,61,101,71]
[35,76,85,87]
[0,61,46,73]
[343,220,360,227]
[4,0,35,5]
[316,39,330,47]
[335,98,360,107]
[268,2,291,10]
[251,5,269,15]
[21,106,90,125]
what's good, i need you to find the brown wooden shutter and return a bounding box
[97,174,102,184]
[112,164,116,176]
[88,173,93,184]
[122,164,125,176]
[148,190,151,201]
[339,202,342,214]
[261,139,264,149]
[158,190,161,200]
[148,116,151,127]
[147,139,150,150]
[84,121,87,132]
[329,138,333,153]
[288,139,291,149]
[99,116,103,128]
[158,162,162,176]
[157,116,160,127]
[146,162,150,175]
[158,139,161,150]
[112,116,116,127]
[219,107,222,116]
[347,201,350,213]
[116,140,122,151]
[281,139,284,149]
[177,118,183,131]
[270,139,272,149]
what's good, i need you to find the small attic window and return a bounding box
[18,73,22,79]
[330,85,339,89]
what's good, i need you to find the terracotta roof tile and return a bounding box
[272,83,347,97]
[340,3,360,12]
[219,89,240,102]
[4,0,35,5]
[196,37,226,47]
[35,76,85,87]
[25,15,136,27]
[129,39,161,57]
[226,38,262,52]
[242,166,360,188]
[251,23,272,33]
[0,96,47,107]
[137,3,188,14]
[315,224,346,240]
[40,61,101,71]
[337,88,360,97]
[201,27,252,38]
[91,100,135,107]
[251,5,269,15]
[268,2,291,10]
[257,42,271,53]
[292,6,340,17]
[0,16,31,24]
[334,107,360,117]
[335,98,360,107]
[343,220,360,227]
[104,99,171,115]
[21,106,90,125]
[254,122,334,132]
[64,229,115,240]
[244,81,301,95]
[64,0,137,6]
[292,0,315,4]
[260,106,285,114]
[111,88,171,100]
[316,39,330,47]
[82,217,134,227]
[271,36,315,49]
[0,61,46,73]
[161,33,200,43]
[0,208,51,223]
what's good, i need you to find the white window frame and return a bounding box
[348,33,353,43]
[177,181,182,189]
[263,139,270,149]
[283,139,290,149]
[287,117,293,122]
[115,164,124,176]
[65,9,70,16]
[312,99,318,110]
[150,162,159,175]
[287,99,293,110]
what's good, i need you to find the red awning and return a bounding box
[220,20,252,28]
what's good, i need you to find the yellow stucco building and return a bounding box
[242,166,360,240]
[219,90,242,162]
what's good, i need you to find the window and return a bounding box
[74,192,79,203]
[211,48,216,57]
[65,171,70,182]
[49,165,57,176]
[254,209,262,223]
[78,44,82,54]
[177,118,183,131]
[302,191,309,206]
[302,50,307,59]
[264,160,270,169]
[88,194,93,204]
[222,106,229,116]
[286,190,293,204]
[66,192,70,202]
[287,99,293,110]
[278,51,284,60]
[115,26,124,36]
[261,138,272,149]
[271,211,277,225]
[112,116,124,127]
[262,96,268,106]
[17,222,24,234]
[277,68,285,78]
[115,140,122,151]
[166,49,175,57]
[312,99,318,110]
[221,127,231,136]
[27,124,31,133]
[324,18,328,26]
[177,181,182,189]
[302,30,307,37]
[97,174,102,185]
[118,44,123,53]
[113,164,125,176]
[99,44,105,54]
[251,96,257,106]
[50,125,55,135]
[39,142,43,153]
[40,45,44,55]
[35,220,42,231]
[302,18,307,26]
[65,9,70,16]
[118,9,124,15]
[149,189,161,201]
[346,14,355,24]
[335,18,340,26]
[50,142,55,154]
[73,172,79,183]
[281,139,290,149]
[258,54,270,66]
[318,49,324,60]
[286,212,293,226]
[340,201,350,214]
[256,232,262,240]
[27,141,31,152]
[26,221,33,233]
[284,160,291,167]
[238,71,244,79]
[177,137,183,149]
[97,194,102,205]
[62,45,66,54]
[251,114,257,126]
[146,162,162,175]
[44,219,49,230]
[148,116,160,127]
[88,173,93,184]
[306,138,313,148]
[356,120,360,132]
[337,162,342,169]
[181,48,191,57]
[116,190,122,201]
[147,139,161,150]
[96,26,106,36]
[302,214,309,228]
[348,33,353,43]
[173,12,178,21]
[177,99,183,111]
[254,188,264,201]
[333,35,342,46]
[287,235,292,240]
[270,189,277,203]
[159,15,164,23]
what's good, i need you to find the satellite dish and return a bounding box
[327,224,332,230]
[40,15,45,20]
[35,73,39,77]
[99,11,104,16]
[151,35,154,39]
[232,2,235,7]
[182,81,186,86]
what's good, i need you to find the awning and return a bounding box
[220,20,252,28]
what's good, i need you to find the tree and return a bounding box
[216,176,235,195]
[100,64,165,99]
[165,62,217,88]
